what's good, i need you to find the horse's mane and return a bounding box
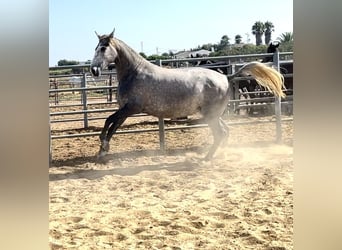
[111,37,146,64]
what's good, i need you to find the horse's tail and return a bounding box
[228,62,285,98]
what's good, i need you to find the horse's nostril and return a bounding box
[91,67,100,76]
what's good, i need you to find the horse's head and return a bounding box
[267,40,280,53]
[91,29,117,76]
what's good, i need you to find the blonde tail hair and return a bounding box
[229,62,285,98]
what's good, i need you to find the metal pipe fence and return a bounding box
[49,52,293,154]
[51,118,293,140]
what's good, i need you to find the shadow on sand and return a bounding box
[49,146,208,181]
[49,141,293,182]
[49,157,203,182]
[50,146,207,168]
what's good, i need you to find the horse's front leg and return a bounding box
[98,115,127,158]
[98,103,141,158]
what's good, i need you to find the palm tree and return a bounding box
[277,32,293,52]
[235,34,242,44]
[277,32,293,43]
[264,21,275,45]
[218,35,230,50]
[252,21,265,46]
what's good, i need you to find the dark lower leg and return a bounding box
[106,116,127,142]
[99,117,128,157]
[98,116,127,156]
[98,103,141,157]
[99,113,116,142]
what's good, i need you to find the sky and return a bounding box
[49,0,293,66]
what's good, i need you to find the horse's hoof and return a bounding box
[95,151,108,164]
[97,140,109,161]
[97,150,108,159]
[101,140,110,152]
[203,154,212,162]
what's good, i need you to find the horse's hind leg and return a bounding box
[219,117,229,146]
[205,118,229,160]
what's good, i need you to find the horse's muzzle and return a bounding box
[91,66,101,77]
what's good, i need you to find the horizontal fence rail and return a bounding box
[49,52,293,158]
[51,118,293,140]
[49,85,117,93]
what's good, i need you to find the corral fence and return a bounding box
[49,51,293,158]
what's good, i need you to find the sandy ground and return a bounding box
[49,115,293,249]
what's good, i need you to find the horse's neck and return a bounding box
[114,39,146,81]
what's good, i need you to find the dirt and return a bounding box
[49,114,293,249]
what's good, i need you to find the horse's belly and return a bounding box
[144,98,200,118]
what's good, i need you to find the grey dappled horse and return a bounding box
[91,30,285,160]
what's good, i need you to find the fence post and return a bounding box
[157,59,166,151]
[273,51,282,143]
[158,117,165,151]
[228,64,236,114]
[81,72,88,128]
[55,79,59,104]
[49,113,52,165]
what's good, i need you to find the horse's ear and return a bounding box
[95,31,101,39]
[109,28,115,38]
[272,40,280,47]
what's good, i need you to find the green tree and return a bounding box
[278,32,293,52]
[161,52,170,58]
[201,43,215,51]
[264,21,275,45]
[147,53,171,60]
[278,32,293,43]
[235,34,242,44]
[217,35,230,50]
[139,52,147,59]
[252,21,265,46]
[57,59,79,66]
